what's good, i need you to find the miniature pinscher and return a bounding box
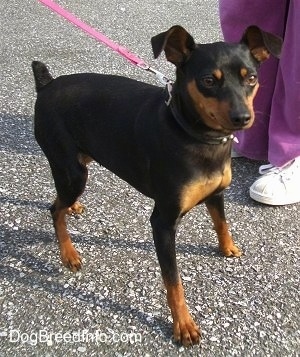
[32,25,282,346]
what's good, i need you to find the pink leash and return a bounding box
[38,0,171,85]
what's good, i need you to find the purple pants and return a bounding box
[219,0,300,166]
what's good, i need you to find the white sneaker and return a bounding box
[249,157,300,205]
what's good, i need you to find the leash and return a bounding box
[37,1,236,145]
[38,0,172,86]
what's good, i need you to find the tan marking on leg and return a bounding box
[165,279,201,346]
[52,199,82,271]
[67,201,85,215]
[206,203,242,257]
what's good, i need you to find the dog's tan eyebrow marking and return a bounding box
[240,68,248,78]
[213,69,223,80]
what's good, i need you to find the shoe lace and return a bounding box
[259,163,280,175]
[259,158,299,181]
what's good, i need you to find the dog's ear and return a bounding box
[151,25,195,66]
[241,25,283,62]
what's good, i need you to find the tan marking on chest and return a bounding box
[180,163,232,215]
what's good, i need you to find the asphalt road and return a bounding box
[0,1,299,356]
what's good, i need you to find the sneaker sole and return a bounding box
[250,189,300,205]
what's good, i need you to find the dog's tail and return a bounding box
[32,61,53,92]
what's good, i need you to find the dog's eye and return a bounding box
[245,75,258,87]
[200,76,216,88]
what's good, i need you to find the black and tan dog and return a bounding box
[32,25,281,345]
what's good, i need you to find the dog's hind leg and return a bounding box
[66,154,92,216]
[49,155,89,272]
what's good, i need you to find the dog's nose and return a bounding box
[230,111,251,127]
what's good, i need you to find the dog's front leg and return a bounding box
[205,193,242,257]
[150,205,200,346]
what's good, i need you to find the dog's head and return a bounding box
[151,25,282,133]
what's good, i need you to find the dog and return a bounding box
[32,25,282,345]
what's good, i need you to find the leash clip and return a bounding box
[137,63,173,105]
[152,68,171,86]
[138,64,172,86]
[148,66,171,85]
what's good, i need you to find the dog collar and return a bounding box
[165,85,236,145]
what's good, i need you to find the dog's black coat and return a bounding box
[32,25,282,345]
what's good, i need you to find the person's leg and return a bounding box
[219,0,287,160]
[268,0,300,167]
[249,1,300,205]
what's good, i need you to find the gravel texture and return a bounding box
[0,1,299,356]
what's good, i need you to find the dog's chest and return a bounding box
[179,163,231,214]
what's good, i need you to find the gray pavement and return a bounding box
[0,1,299,356]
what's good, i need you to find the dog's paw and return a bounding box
[67,201,85,215]
[220,244,242,257]
[173,317,201,346]
[61,245,82,272]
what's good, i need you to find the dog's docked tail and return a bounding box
[32,61,53,92]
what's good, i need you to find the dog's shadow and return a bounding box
[0,222,173,339]
[0,212,218,344]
